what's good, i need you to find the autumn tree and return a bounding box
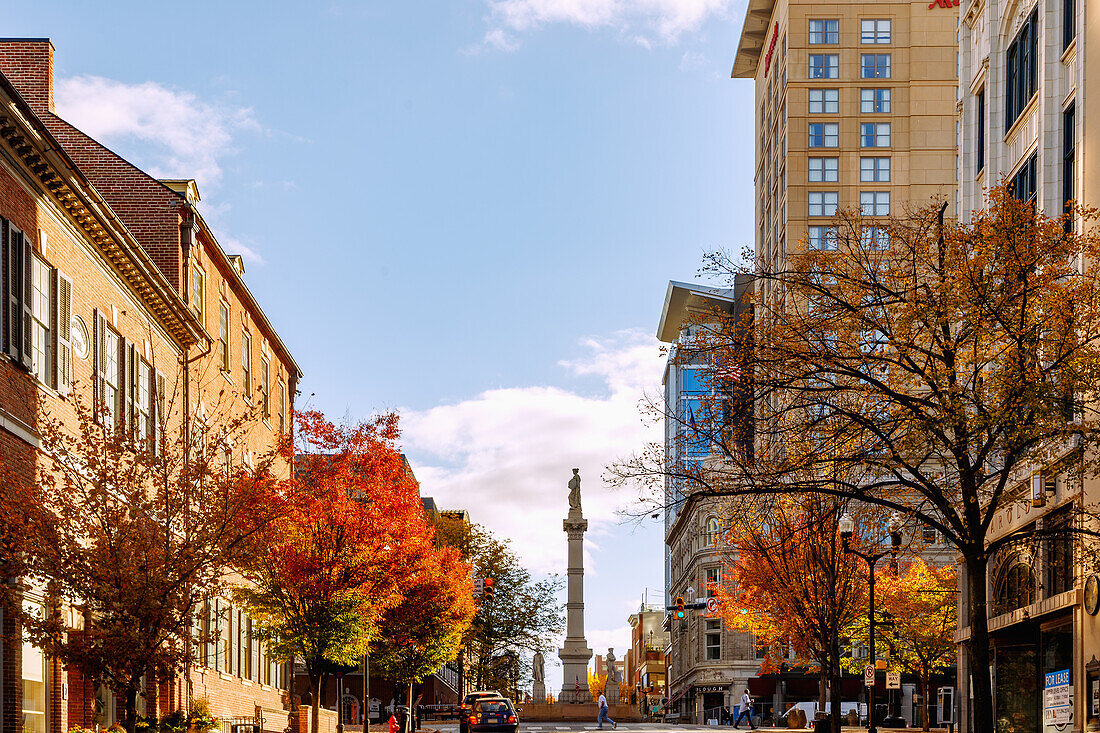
[370,542,475,730]
[613,188,1100,733]
[436,521,564,692]
[0,386,280,733]
[236,410,436,733]
[717,495,866,730]
[843,560,957,731]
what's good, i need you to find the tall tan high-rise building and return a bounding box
[733,0,959,270]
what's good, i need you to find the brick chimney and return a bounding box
[0,38,55,115]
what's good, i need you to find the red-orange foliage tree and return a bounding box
[370,542,475,723]
[0,390,280,733]
[716,496,866,731]
[236,410,438,733]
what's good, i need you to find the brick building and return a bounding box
[0,39,302,733]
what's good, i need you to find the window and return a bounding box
[754,637,769,659]
[809,191,839,217]
[861,19,891,43]
[26,254,50,384]
[860,191,890,216]
[860,157,890,182]
[135,359,151,446]
[808,88,839,114]
[808,19,839,44]
[241,331,252,400]
[1046,508,1074,596]
[220,447,231,480]
[1010,153,1037,202]
[705,518,721,546]
[705,619,722,660]
[261,357,270,421]
[191,264,205,322]
[808,226,837,250]
[1005,9,1038,132]
[860,226,890,250]
[861,123,891,147]
[860,88,891,113]
[22,600,48,733]
[1065,0,1076,48]
[809,157,839,182]
[278,379,286,434]
[1064,103,1075,229]
[977,89,986,173]
[809,54,839,79]
[994,558,1035,614]
[809,123,839,148]
[861,54,891,78]
[922,527,938,545]
[218,301,230,372]
[705,566,721,596]
[96,316,121,429]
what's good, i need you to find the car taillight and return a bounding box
[507,716,517,724]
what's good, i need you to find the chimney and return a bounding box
[0,38,55,115]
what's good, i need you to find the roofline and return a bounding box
[0,72,206,349]
[190,207,303,380]
[732,0,778,79]
[656,279,745,343]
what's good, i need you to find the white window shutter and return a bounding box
[94,309,105,421]
[54,272,72,395]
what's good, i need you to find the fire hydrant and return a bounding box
[388,715,400,733]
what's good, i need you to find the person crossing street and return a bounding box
[597,691,616,730]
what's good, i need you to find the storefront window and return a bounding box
[22,600,48,733]
[995,640,1038,733]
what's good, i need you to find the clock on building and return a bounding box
[1085,574,1100,616]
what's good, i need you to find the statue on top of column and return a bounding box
[568,468,582,510]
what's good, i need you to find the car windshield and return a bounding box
[476,702,510,713]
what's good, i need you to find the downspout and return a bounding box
[180,209,195,450]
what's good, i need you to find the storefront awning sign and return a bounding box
[1044,669,1072,729]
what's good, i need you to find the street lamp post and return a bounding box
[838,512,902,733]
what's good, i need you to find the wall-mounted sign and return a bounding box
[1044,669,1072,729]
[764,23,780,77]
[695,685,728,694]
[928,0,960,9]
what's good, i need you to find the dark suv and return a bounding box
[467,698,519,733]
[460,691,503,733]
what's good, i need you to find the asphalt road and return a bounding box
[428,725,782,733]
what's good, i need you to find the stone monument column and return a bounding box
[558,468,592,703]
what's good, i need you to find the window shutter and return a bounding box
[154,371,167,455]
[0,219,6,355]
[126,342,137,434]
[7,225,22,361]
[52,271,73,395]
[21,237,32,371]
[117,335,127,432]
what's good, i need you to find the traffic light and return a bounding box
[675,597,685,619]
[484,577,495,601]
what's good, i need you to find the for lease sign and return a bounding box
[1044,670,1072,729]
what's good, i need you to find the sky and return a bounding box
[4,0,756,696]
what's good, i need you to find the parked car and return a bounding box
[460,691,504,733]
[467,698,519,733]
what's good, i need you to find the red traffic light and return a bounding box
[484,578,494,587]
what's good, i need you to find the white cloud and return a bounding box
[400,329,663,576]
[54,75,260,189]
[482,0,733,49]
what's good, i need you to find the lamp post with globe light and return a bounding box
[838,511,903,733]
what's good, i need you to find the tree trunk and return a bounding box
[920,676,930,732]
[310,669,326,733]
[829,640,843,733]
[124,684,139,733]
[966,552,994,733]
[407,683,414,733]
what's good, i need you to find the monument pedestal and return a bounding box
[558,500,592,703]
[532,682,546,703]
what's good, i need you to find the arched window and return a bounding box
[705,516,721,545]
[994,558,1036,615]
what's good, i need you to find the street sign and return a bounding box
[705,597,719,614]
[886,672,900,690]
[864,665,875,687]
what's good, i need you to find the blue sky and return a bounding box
[6,0,755,694]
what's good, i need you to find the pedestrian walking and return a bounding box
[733,690,754,730]
[596,691,616,730]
